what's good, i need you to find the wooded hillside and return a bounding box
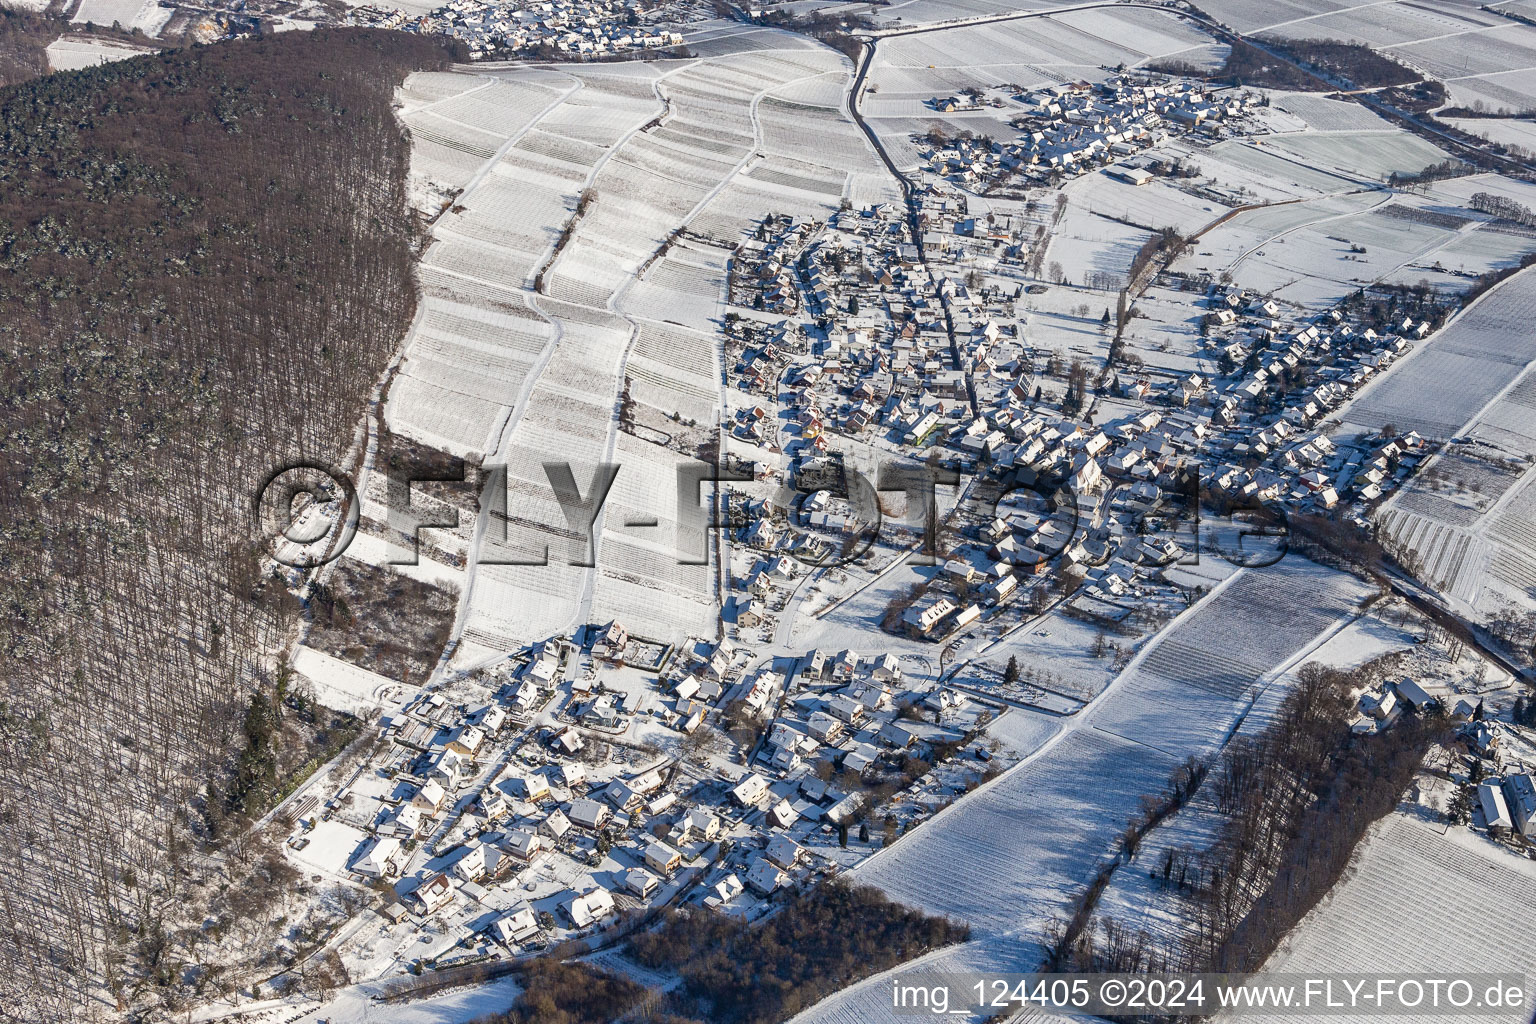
[0,29,457,1020]
[0,5,53,87]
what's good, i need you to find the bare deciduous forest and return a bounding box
[0,29,458,1020]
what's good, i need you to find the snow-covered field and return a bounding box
[293,642,408,717]
[44,35,156,70]
[1221,813,1536,1022]
[69,0,172,34]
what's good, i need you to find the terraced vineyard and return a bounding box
[1342,269,1536,440]
[384,31,902,658]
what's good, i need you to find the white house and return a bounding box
[626,867,659,898]
[413,872,455,915]
[683,808,721,840]
[354,836,403,879]
[745,858,786,895]
[708,873,745,905]
[412,779,449,814]
[488,902,539,945]
[768,798,798,829]
[731,773,770,807]
[566,887,617,928]
[505,829,549,865]
[541,809,572,841]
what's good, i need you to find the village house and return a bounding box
[353,836,403,879]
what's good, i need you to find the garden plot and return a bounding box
[1042,207,1153,293]
[1428,171,1536,211]
[1054,5,1228,69]
[984,708,1064,758]
[1377,507,1486,603]
[1381,222,1536,292]
[405,135,488,198]
[759,101,879,170]
[1189,201,1468,308]
[1271,92,1396,132]
[1065,171,1229,238]
[1445,116,1536,151]
[424,79,559,139]
[965,609,1131,703]
[539,88,665,147]
[343,531,464,593]
[745,160,847,198]
[402,111,505,162]
[292,643,403,717]
[1340,266,1536,439]
[874,0,1060,25]
[689,176,845,241]
[853,727,1184,936]
[686,23,823,56]
[69,0,167,32]
[1202,140,1373,198]
[1203,0,1372,35]
[1092,560,1367,756]
[878,17,1134,74]
[1470,365,1536,453]
[1375,360,1536,614]
[769,72,848,108]
[651,122,754,158]
[1225,814,1536,1022]
[512,128,607,174]
[1487,480,1536,605]
[617,133,744,192]
[398,71,487,109]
